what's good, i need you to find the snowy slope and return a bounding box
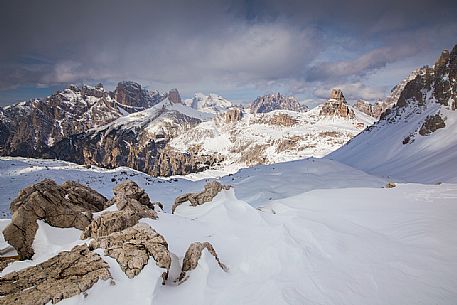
[330,46,457,183]
[170,105,375,174]
[1,157,457,305]
[184,93,233,114]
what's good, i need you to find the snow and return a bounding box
[0,156,456,304]
[170,105,375,174]
[330,100,457,183]
[187,92,233,114]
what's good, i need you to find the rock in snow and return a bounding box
[90,223,171,280]
[0,244,111,305]
[3,179,107,259]
[179,241,228,282]
[172,181,231,213]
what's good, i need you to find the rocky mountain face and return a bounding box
[44,99,223,177]
[353,69,423,119]
[330,44,457,182]
[319,89,355,118]
[114,81,163,111]
[250,93,308,114]
[170,90,374,173]
[0,82,164,157]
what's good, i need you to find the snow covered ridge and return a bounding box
[1,81,375,178]
[330,44,457,183]
[1,157,457,304]
[184,92,233,114]
[170,90,375,175]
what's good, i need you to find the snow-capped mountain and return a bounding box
[170,89,375,174]
[0,82,165,157]
[250,92,308,113]
[330,45,457,183]
[185,93,233,114]
[45,98,222,177]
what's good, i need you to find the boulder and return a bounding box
[0,244,111,305]
[3,179,108,259]
[172,181,231,213]
[179,242,227,282]
[90,223,171,280]
[110,180,157,219]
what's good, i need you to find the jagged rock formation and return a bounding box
[3,179,107,259]
[172,181,230,213]
[110,180,158,219]
[90,223,171,280]
[81,210,141,240]
[250,93,307,114]
[320,89,355,119]
[418,114,446,136]
[43,99,222,177]
[0,82,163,157]
[221,108,243,124]
[0,244,111,305]
[179,242,227,282]
[167,89,182,104]
[114,81,163,111]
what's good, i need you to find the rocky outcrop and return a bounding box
[81,210,141,240]
[250,93,307,114]
[222,108,243,123]
[419,114,446,136]
[257,113,298,127]
[167,89,182,104]
[172,181,230,213]
[114,81,162,110]
[179,242,227,282]
[320,89,355,119]
[3,179,108,259]
[353,100,380,119]
[0,244,111,305]
[44,106,223,177]
[90,223,171,280]
[110,180,158,219]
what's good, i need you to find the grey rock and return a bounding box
[172,181,230,213]
[3,179,107,259]
[0,244,111,305]
[90,223,171,280]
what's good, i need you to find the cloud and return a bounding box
[0,0,456,105]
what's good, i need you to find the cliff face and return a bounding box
[330,44,457,183]
[44,100,223,177]
[250,93,307,114]
[319,89,355,119]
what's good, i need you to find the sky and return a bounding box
[0,0,456,107]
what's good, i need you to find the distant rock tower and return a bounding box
[320,88,354,119]
[168,89,182,104]
[329,88,346,103]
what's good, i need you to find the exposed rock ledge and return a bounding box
[90,223,171,280]
[0,244,111,305]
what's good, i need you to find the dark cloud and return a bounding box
[0,0,456,105]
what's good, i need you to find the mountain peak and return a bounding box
[250,93,306,114]
[167,88,182,104]
[320,89,354,119]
